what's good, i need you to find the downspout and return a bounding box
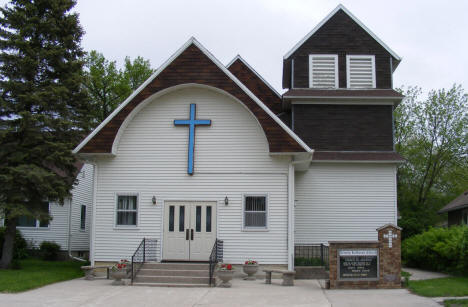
[287,152,314,271]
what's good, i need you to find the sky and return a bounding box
[3,0,468,95]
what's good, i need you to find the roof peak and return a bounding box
[283,4,401,61]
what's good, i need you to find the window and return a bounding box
[346,55,376,88]
[463,209,468,226]
[17,202,49,228]
[80,205,86,230]
[309,54,338,88]
[243,195,267,229]
[116,195,138,226]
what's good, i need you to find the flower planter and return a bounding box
[217,270,234,288]
[242,264,259,280]
[111,270,127,285]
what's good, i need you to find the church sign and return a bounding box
[338,249,378,280]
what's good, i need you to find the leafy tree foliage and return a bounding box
[83,51,154,125]
[395,85,468,238]
[0,0,90,268]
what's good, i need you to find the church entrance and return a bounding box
[162,201,217,261]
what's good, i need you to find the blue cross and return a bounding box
[174,104,211,175]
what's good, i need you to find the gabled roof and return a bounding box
[283,4,401,61]
[73,37,311,155]
[227,55,282,114]
[439,190,468,213]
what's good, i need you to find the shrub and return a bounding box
[0,226,28,261]
[402,226,468,275]
[294,257,324,266]
[40,241,61,261]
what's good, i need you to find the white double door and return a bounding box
[163,202,216,261]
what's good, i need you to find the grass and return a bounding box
[0,258,84,293]
[408,277,468,297]
[444,299,468,307]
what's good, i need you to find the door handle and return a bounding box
[191,229,194,240]
[186,229,189,240]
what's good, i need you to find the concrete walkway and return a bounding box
[403,267,450,280]
[0,277,442,307]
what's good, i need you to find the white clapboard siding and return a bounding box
[309,54,338,88]
[94,86,289,264]
[70,164,94,251]
[18,201,70,250]
[295,163,397,243]
[18,164,94,251]
[346,55,376,88]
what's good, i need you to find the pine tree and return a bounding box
[0,0,91,268]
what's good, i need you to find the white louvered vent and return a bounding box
[309,54,338,88]
[347,55,376,88]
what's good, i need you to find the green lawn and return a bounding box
[408,277,468,297]
[445,299,468,307]
[0,258,84,293]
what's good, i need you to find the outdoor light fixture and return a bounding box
[224,196,229,206]
[152,196,157,205]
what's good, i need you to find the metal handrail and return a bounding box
[131,238,158,284]
[208,239,223,286]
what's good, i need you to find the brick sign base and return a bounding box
[329,224,402,289]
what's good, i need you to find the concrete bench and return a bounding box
[81,265,113,280]
[263,269,295,286]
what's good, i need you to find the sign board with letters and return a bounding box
[338,249,379,280]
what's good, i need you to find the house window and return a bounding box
[80,205,86,230]
[463,209,468,226]
[116,195,138,226]
[244,195,267,229]
[309,54,338,88]
[346,55,376,88]
[17,202,49,228]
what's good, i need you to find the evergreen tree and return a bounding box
[0,0,91,268]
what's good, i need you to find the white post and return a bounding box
[288,162,295,271]
[90,163,98,266]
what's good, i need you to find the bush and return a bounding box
[39,241,61,261]
[402,226,468,275]
[0,227,28,261]
[294,257,324,266]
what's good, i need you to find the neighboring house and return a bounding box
[439,190,468,227]
[2,164,94,258]
[73,4,402,273]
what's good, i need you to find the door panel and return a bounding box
[163,203,189,260]
[162,201,216,261]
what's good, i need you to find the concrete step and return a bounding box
[133,282,210,288]
[142,263,209,270]
[138,268,209,277]
[134,275,210,284]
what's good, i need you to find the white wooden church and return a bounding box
[73,5,403,284]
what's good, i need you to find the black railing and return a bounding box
[131,238,158,284]
[294,243,329,268]
[208,239,223,286]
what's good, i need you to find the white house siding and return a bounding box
[70,164,94,251]
[93,86,290,264]
[295,163,397,244]
[18,200,70,250]
[18,164,94,251]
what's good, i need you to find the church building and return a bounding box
[74,4,403,279]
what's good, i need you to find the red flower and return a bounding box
[227,264,232,270]
[245,261,248,264]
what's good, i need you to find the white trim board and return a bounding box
[283,4,401,61]
[226,55,282,99]
[73,37,312,154]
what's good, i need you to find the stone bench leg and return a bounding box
[282,272,295,286]
[83,268,94,281]
[265,271,272,284]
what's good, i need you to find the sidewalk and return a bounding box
[403,267,450,280]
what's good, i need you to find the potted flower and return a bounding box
[243,260,259,280]
[111,259,130,285]
[217,263,234,287]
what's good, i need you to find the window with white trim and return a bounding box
[309,54,338,88]
[244,196,267,229]
[346,55,376,88]
[16,202,49,228]
[80,205,86,230]
[116,195,138,226]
